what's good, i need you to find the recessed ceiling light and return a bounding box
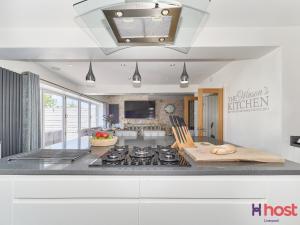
[125,38,131,43]
[115,11,123,17]
[159,37,165,42]
[161,9,169,16]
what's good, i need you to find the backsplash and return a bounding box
[105,95,184,128]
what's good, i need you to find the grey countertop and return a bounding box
[1,136,300,176]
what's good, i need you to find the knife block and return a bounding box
[171,127,196,151]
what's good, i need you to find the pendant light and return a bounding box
[85,61,96,84]
[180,62,189,85]
[132,62,142,84]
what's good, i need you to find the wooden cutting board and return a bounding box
[184,142,285,163]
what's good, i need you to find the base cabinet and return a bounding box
[13,199,139,225]
[139,199,264,225]
[0,176,299,225]
[0,178,12,225]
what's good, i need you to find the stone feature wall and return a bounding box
[105,95,184,128]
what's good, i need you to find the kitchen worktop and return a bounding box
[1,136,300,176]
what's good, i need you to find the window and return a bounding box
[66,98,79,148]
[91,104,97,128]
[41,86,108,149]
[42,92,64,148]
[98,103,104,128]
[80,101,89,129]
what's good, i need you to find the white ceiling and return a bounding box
[0,0,300,28]
[0,0,291,92]
[37,61,228,85]
[35,46,275,86]
[0,46,276,60]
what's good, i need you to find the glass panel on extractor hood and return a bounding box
[73,0,210,48]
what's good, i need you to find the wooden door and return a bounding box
[198,88,223,141]
[183,96,197,130]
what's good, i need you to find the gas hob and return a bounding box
[89,145,190,167]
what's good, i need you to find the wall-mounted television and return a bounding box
[124,101,155,119]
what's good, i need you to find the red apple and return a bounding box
[95,132,102,139]
[102,133,109,138]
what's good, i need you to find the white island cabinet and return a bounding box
[0,176,299,225]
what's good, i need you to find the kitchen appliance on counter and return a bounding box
[89,145,190,167]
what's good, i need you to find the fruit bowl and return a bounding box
[91,132,118,147]
[91,136,118,147]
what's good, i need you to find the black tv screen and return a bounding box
[125,101,155,119]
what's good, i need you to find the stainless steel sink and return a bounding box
[8,150,88,163]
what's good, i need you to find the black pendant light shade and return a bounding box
[85,61,96,83]
[132,62,142,84]
[180,62,189,84]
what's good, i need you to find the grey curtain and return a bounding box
[21,72,41,152]
[0,68,41,157]
[0,67,23,157]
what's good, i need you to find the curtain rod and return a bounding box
[40,78,108,104]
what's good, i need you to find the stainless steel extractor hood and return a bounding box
[102,2,182,44]
[73,0,211,49]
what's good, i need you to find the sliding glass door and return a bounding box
[91,104,97,128]
[42,92,64,148]
[42,87,108,149]
[66,98,79,149]
[98,103,104,128]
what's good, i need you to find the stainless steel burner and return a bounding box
[89,145,190,167]
[136,150,149,155]
[165,154,175,159]
[108,154,118,159]
[114,145,128,153]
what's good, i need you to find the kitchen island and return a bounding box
[0,137,300,225]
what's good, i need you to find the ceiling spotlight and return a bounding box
[85,61,96,84]
[115,11,123,17]
[159,37,165,42]
[161,9,169,16]
[125,38,131,43]
[180,62,189,85]
[132,62,141,85]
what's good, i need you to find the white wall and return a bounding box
[0,60,79,91]
[193,27,300,162]
[200,49,283,155]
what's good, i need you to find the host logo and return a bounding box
[252,203,298,217]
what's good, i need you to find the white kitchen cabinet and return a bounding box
[13,199,139,225]
[0,177,12,225]
[140,176,268,199]
[13,176,139,199]
[139,176,300,225]
[139,199,264,225]
[12,176,140,225]
[0,175,299,225]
